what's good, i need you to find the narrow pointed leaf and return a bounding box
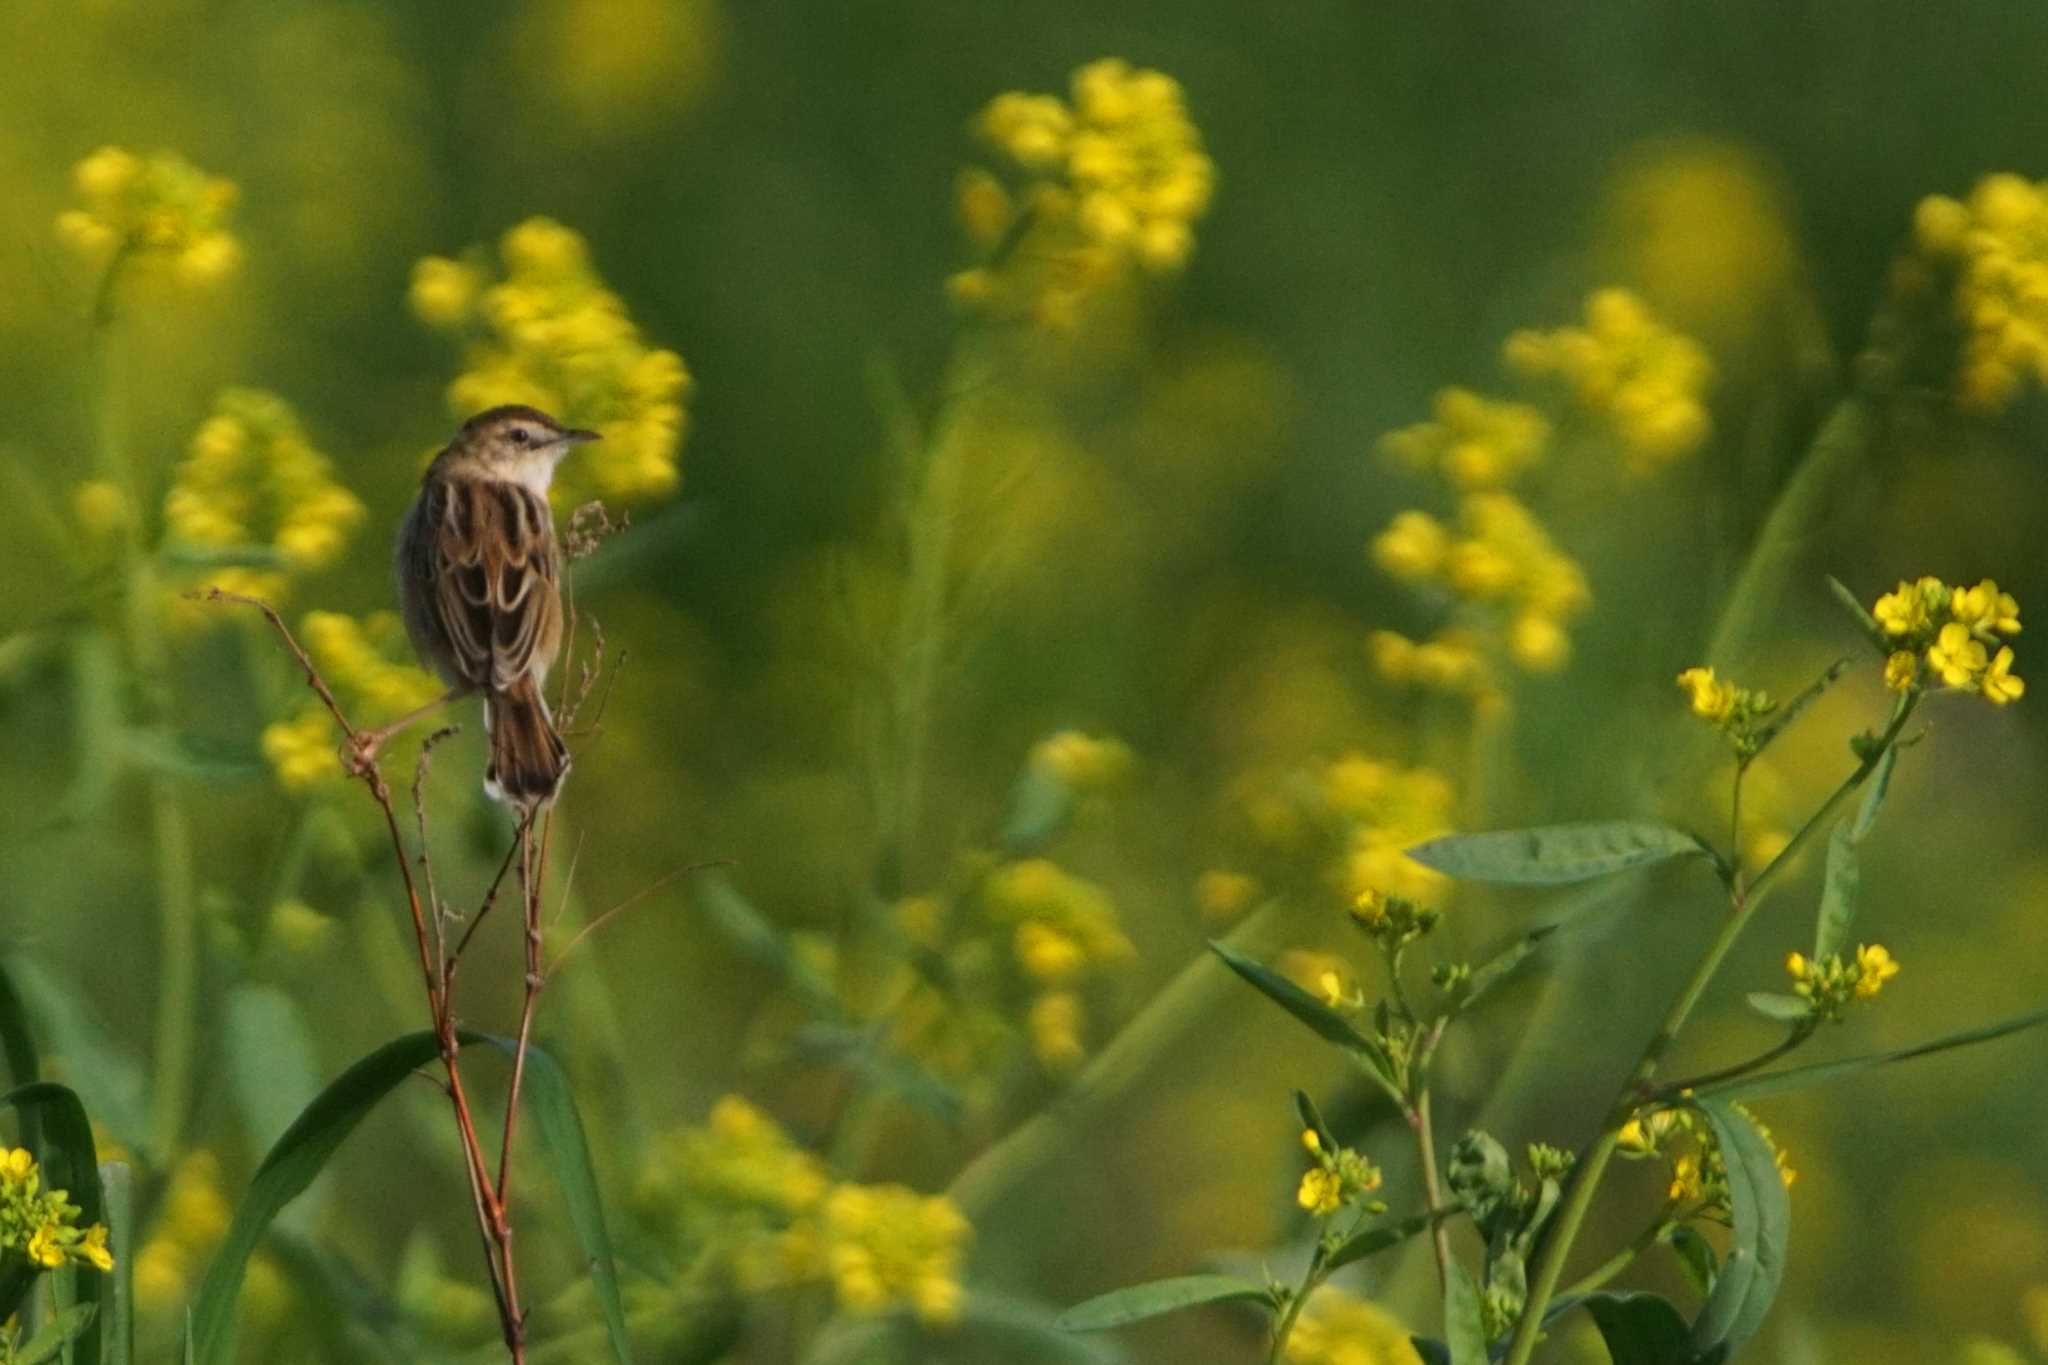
[1851,746,1896,841]
[1745,992,1811,1023]
[1699,1006,2048,1103]
[1747,658,1852,759]
[1327,1205,1466,1272]
[1455,926,1556,1013]
[487,1038,634,1364]
[1826,575,1883,644]
[1407,823,1708,886]
[225,987,325,1233]
[1581,1292,1691,1365]
[1444,1263,1489,1365]
[188,1030,445,1364]
[1294,1091,1337,1157]
[1056,1274,1269,1331]
[16,1303,97,1365]
[1208,942,1378,1060]
[1812,822,1861,963]
[1689,1101,1789,1357]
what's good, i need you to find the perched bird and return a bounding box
[378,405,599,808]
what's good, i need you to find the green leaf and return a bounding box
[0,1082,104,1365]
[1207,942,1384,1071]
[1668,1225,1719,1300]
[1581,1292,1692,1365]
[0,959,39,1092]
[100,1160,134,1365]
[1443,1262,1489,1365]
[1410,1339,1451,1365]
[1851,745,1896,842]
[3,956,150,1163]
[1294,1091,1337,1156]
[1744,992,1811,1023]
[119,729,267,785]
[998,766,1073,854]
[1689,1100,1790,1358]
[486,1039,634,1365]
[16,1302,97,1365]
[1326,1205,1465,1272]
[1406,822,1708,886]
[1455,926,1556,1012]
[224,987,325,1233]
[1811,820,1861,964]
[1747,658,1852,761]
[1826,574,1883,645]
[1699,1006,2048,1103]
[1056,1274,1270,1331]
[188,1030,445,1364]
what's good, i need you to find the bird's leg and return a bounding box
[343,690,465,774]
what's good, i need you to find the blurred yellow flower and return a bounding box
[1028,730,1135,791]
[1370,510,1449,582]
[952,57,1214,327]
[414,217,693,507]
[1378,387,1550,490]
[1194,869,1262,922]
[1504,287,1714,473]
[1902,173,2048,412]
[1027,990,1087,1071]
[71,480,133,541]
[1676,666,1736,722]
[1284,1287,1424,1365]
[814,1183,971,1324]
[54,146,240,288]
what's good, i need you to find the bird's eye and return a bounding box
[508,427,531,446]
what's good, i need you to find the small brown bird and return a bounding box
[384,405,599,808]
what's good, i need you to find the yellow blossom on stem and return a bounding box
[1377,387,1551,490]
[54,146,241,287]
[1853,943,1900,999]
[1884,650,1920,691]
[1867,575,2023,704]
[1676,666,1736,722]
[1898,174,2048,412]
[1297,1167,1343,1216]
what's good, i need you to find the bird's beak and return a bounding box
[561,428,602,446]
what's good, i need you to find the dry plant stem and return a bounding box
[1408,1082,1452,1291]
[1499,692,1918,1365]
[497,812,552,1206]
[194,589,531,1364]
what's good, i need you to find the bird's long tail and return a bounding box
[484,676,570,809]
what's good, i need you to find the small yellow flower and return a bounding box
[1928,621,1988,688]
[1676,666,1737,722]
[26,1223,65,1269]
[1853,943,1900,999]
[0,1148,34,1185]
[1668,1152,1705,1204]
[1952,579,2023,638]
[78,1223,114,1273]
[1873,577,1945,639]
[1981,645,2025,705]
[1884,650,1920,691]
[1297,1167,1343,1216]
[1370,510,1449,581]
[1028,730,1135,791]
[1785,950,1809,982]
[1027,991,1087,1071]
[1301,1128,1322,1154]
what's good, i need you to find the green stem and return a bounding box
[1409,1086,1452,1291]
[1266,1245,1327,1365]
[1500,692,1917,1365]
[1556,1216,1670,1301]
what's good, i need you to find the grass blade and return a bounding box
[1407,822,1709,886]
[1057,1274,1269,1331]
[187,1030,444,1364]
[487,1039,634,1365]
[224,986,324,1233]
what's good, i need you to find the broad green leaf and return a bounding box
[1326,1205,1465,1272]
[225,987,324,1233]
[1705,401,1872,671]
[1443,1263,1489,1365]
[1406,822,1708,886]
[188,1030,445,1364]
[1689,1100,1789,1358]
[0,1082,104,1365]
[16,1302,96,1365]
[998,766,1073,854]
[1668,1225,1719,1300]
[486,1039,634,1365]
[1700,1006,2048,1103]
[1582,1292,1692,1365]
[3,956,150,1162]
[1056,1274,1269,1331]
[1208,942,1382,1066]
[1745,992,1811,1023]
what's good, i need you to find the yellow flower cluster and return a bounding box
[1284,1288,1426,1365]
[0,1147,111,1275]
[1377,388,1550,490]
[1193,868,1262,923]
[1503,288,1714,473]
[1872,576,2023,705]
[1323,754,1456,908]
[53,146,240,287]
[162,389,366,622]
[411,217,693,506]
[1674,665,1778,756]
[1295,1126,1383,1218]
[950,57,1214,328]
[1786,943,1900,1022]
[983,858,1135,1072]
[1027,730,1135,791]
[1617,1103,1795,1207]
[134,1152,231,1312]
[1349,888,1441,950]
[1905,174,2048,412]
[261,612,441,791]
[1370,492,1590,685]
[637,1097,970,1324]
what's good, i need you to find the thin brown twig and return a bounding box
[450,826,533,972]
[496,809,554,1205]
[545,857,734,981]
[413,725,462,965]
[195,588,530,1364]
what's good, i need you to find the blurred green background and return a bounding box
[2,2,2046,1362]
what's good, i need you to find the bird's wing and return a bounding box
[429,477,562,693]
